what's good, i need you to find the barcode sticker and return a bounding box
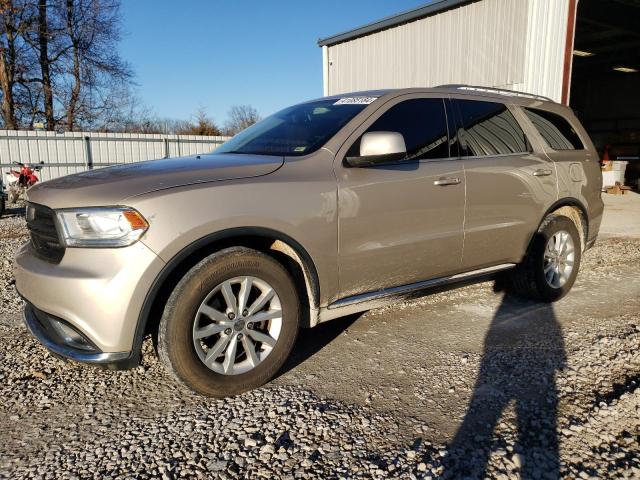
[334,96,378,105]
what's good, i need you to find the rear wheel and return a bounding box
[158,247,300,397]
[0,195,4,217]
[510,215,582,302]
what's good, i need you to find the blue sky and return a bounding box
[119,0,428,124]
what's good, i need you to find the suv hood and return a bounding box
[26,153,283,209]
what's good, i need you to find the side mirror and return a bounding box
[345,131,407,167]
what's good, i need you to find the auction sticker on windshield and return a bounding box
[334,96,378,105]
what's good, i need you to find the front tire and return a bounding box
[158,247,300,397]
[510,215,582,302]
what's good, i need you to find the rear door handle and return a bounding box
[433,177,461,186]
[533,168,553,177]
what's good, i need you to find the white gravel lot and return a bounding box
[0,204,638,479]
[0,202,27,317]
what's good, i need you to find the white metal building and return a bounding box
[318,0,640,180]
[319,0,574,103]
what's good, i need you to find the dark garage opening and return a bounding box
[570,0,640,189]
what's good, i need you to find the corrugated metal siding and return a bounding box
[325,0,570,103]
[327,0,527,95]
[0,130,229,183]
[510,0,569,103]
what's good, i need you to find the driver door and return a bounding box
[334,95,466,299]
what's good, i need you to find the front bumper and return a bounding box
[23,303,133,369]
[15,240,166,362]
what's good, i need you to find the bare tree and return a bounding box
[91,86,167,133]
[60,0,132,130]
[1,1,248,135]
[0,0,133,131]
[37,0,54,128]
[0,0,36,129]
[0,1,19,128]
[176,108,221,136]
[223,104,260,135]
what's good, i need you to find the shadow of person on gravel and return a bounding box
[443,280,566,479]
[274,313,363,379]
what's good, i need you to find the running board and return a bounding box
[317,263,516,324]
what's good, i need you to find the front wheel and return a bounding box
[509,215,582,302]
[158,247,300,397]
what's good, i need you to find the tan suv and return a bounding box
[15,86,603,396]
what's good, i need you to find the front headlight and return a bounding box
[55,207,149,248]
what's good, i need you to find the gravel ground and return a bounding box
[1,207,638,479]
[0,201,27,317]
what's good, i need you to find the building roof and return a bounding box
[317,0,476,47]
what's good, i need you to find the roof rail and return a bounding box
[438,84,553,102]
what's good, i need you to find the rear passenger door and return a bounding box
[335,96,465,298]
[451,98,557,270]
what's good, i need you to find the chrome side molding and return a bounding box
[317,263,516,324]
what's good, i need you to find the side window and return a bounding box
[454,100,529,156]
[523,108,584,150]
[349,98,450,161]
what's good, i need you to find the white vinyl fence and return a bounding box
[0,130,230,183]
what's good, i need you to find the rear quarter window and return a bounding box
[523,108,584,150]
[454,100,529,156]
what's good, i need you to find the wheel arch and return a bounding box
[527,198,589,256]
[131,227,321,361]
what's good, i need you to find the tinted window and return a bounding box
[454,100,528,156]
[523,108,584,150]
[350,98,450,161]
[216,99,371,157]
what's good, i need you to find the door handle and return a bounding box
[433,177,461,186]
[533,168,553,177]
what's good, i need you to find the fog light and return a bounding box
[49,318,95,351]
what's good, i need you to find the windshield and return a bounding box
[216,98,375,157]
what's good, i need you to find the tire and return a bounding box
[509,214,582,302]
[158,247,300,397]
[0,196,4,218]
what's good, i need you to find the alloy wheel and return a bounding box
[192,276,282,375]
[543,230,575,288]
